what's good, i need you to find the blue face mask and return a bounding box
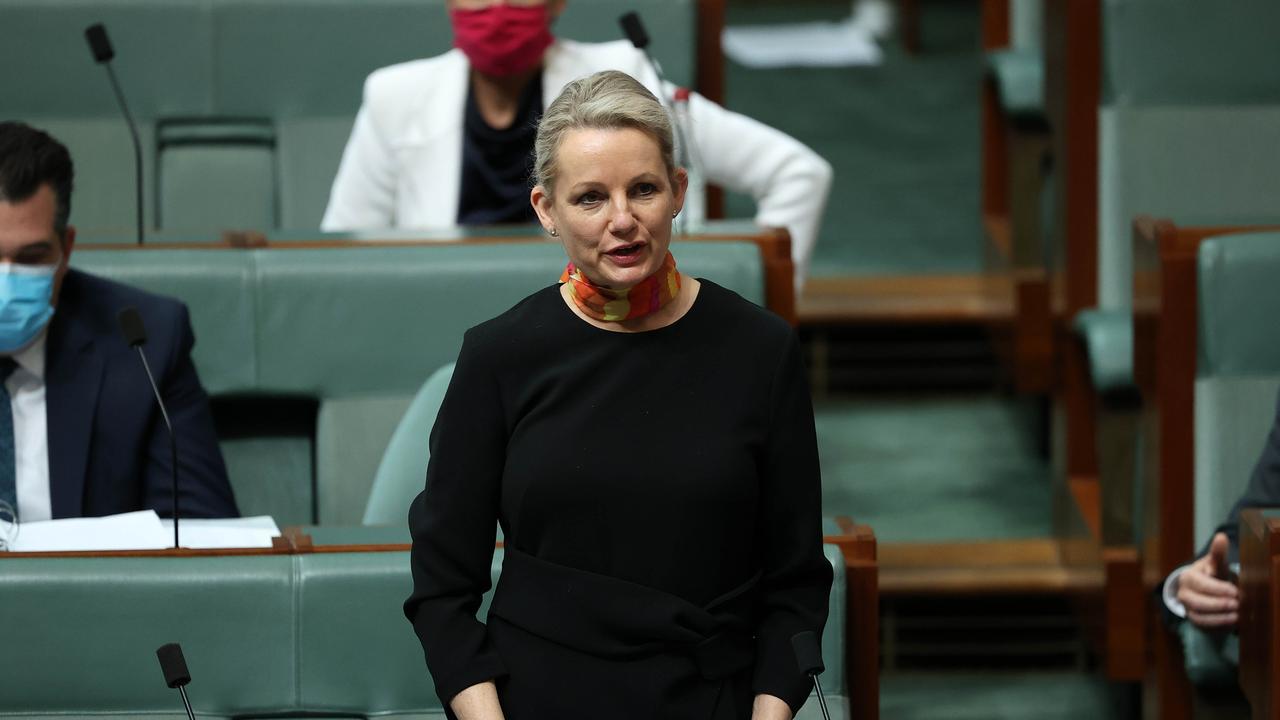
[0,264,56,353]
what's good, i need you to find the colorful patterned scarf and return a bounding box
[559,251,681,322]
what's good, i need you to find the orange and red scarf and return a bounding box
[560,252,681,322]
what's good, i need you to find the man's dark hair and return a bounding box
[0,121,75,238]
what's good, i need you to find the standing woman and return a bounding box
[404,71,832,720]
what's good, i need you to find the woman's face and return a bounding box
[532,127,686,291]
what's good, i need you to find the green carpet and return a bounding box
[815,394,1049,543]
[723,0,985,277]
[880,671,1122,719]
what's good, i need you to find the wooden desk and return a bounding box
[1240,508,1280,720]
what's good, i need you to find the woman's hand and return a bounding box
[450,681,506,720]
[751,693,793,720]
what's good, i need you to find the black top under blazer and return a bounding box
[405,281,832,720]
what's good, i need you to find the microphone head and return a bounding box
[85,23,115,63]
[791,631,825,676]
[155,643,192,689]
[619,12,650,50]
[117,307,147,348]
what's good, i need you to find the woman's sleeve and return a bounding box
[320,75,398,231]
[404,330,509,707]
[752,331,834,713]
[686,91,833,290]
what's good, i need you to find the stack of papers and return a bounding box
[8,511,280,552]
[722,18,883,68]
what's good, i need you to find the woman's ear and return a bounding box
[671,167,688,216]
[530,185,556,234]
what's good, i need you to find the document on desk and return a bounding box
[9,511,281,552]
[12,510,169,552]
[160,516,280,549]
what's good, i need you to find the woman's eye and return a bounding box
[575,191,603,205]
[633,183,657,196]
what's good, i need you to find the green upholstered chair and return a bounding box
[364,363,456,526]
[1167,231,1280,685]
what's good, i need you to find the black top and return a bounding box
[456,71,542,225]
[405,281,831,718]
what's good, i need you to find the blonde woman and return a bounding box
[405,71,831,720]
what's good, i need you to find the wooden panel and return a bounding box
[1239,510,1280,720]
[828,518,879,720]
[798,272,1015,325]
[1103,546,1145,681]
[879,538,1104,595]
[696,0,726,220]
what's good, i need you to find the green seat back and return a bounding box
[0,556,297,716]
[364,363,456,526]
[1194,232,1280,547]
[1096,0,1280,310]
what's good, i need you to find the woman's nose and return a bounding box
[608,197,636,234]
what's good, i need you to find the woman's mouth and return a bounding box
[604,242,646,266]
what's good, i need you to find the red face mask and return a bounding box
[450,4,554,77]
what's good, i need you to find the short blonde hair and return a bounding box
[533,70,676,197]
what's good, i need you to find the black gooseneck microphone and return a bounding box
[118,307,180,548]
[618,12,691,163]
[156,643,197,720]
[791,630,832,720]
[84,23,144,246]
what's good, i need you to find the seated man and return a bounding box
[0,121,237,520]
[322,0,832,288]
[1164,387,1280,628]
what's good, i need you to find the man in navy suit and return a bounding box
[0,121,237,520]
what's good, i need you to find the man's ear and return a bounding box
[60,225,76,265]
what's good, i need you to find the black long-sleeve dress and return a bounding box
[405,280,832,720]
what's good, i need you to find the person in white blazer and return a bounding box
[321,1,833,290]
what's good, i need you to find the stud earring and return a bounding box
[548,227,559,237]
[672,211,678,218]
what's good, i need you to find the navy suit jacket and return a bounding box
[1212,387,1280,566]
[45,269,238,519]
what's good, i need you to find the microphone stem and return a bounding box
[177,685,195,720]
[811,675,830,720]
[134,347,179,548]
[103,63,144,246]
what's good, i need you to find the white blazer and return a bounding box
[322,39,832,288]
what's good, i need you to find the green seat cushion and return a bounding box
[157,120,278,231]
[1072,308,1134,397]
[1178,621,1239,688]
[986,49,1044,118]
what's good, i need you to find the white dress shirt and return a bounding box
[7,330,51,522]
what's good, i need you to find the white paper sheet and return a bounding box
[722,18,883,68]
[5,512,281,552]
[160,516,281,549]
[10,510,169,552]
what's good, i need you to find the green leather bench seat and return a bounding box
[0,542,847,718]
[1,0,696,232]
[70,239,766,525]
[986,49,1044,119]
